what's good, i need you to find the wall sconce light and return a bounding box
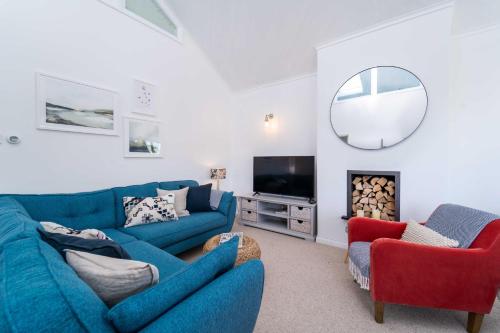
[264,113,274,127]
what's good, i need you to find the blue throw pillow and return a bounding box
[38,229,131,259]
[184,183,213,212]
[107,237,239,333]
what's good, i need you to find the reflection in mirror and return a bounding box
[330,66,427,150]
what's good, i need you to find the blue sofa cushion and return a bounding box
[0,197,30,217]
[113,182,159,227]
[107,237,238,333]
[0,211,39,249]
[159,180,198,190]
[0,238,114,333]
[121,212,227,248]
[101,228,137,244]
[7,189,116,230]
[120,240,187,278]
[139,259,265,333]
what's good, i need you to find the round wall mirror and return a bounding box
[330,66,428,150]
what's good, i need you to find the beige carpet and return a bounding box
[178,221,500,333]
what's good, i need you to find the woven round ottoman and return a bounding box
[203,235,261,265]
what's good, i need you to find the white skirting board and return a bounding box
[315,237,347,249]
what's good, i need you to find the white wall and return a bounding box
[448,26,500,213]
[230,75,316,194]
[0,0,235,193]
[316,7,453,248]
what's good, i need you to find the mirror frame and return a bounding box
[329,66,429,150]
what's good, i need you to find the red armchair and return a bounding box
[348,216,500,333]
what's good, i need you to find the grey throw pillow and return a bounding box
[65,250,159,306]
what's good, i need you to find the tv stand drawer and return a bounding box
[291,205,311,220]
[241,199,257,211]
[241,210,257,222]
[290,219,312,234]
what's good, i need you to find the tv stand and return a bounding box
[238,194,317,241]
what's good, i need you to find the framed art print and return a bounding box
[133,79,156,116]
[36,72,118,135]
[123,117,162,158]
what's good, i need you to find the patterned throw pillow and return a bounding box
[123,195,178,228]
[40,221,111,240]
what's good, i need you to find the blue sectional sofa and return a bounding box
[0,180,265,333]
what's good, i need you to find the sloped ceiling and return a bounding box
[164,0,449,91]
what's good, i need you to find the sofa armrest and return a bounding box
[216,192,234,216]
[217,192,237,229]
[348,217,407,246]
[139,259,265,333]
[370,238,500,313]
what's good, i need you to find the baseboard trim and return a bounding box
[316,237,347,249]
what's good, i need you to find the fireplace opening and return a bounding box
[346,170,400,221]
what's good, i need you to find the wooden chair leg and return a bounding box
[374,301,384,324]
[467,312,484,333]
[344,250,349,263]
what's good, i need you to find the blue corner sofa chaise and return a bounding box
[0,180,265,333]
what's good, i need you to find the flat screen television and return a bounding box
[253,156,315,198]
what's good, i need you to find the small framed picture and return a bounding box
[36,72,119,135]
[133,79,156,116]
[123,117,162,158]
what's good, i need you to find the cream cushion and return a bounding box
[157,187,190,217]
[401,221,459,248]
[65,250,159,306]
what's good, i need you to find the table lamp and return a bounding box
[210,168,226,191]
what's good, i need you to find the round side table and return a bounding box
[203,235,261,265]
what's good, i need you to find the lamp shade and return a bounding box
[210,168,226,180]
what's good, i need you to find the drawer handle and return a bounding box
[296,220,303,224]
[247,200,252,203]
[297,207,304,211]
[247,211,252,214]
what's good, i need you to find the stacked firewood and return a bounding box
[351,176,396,221]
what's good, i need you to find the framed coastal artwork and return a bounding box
[133,79,156,116]
[123,117,162,158]
[36,73,118,135]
